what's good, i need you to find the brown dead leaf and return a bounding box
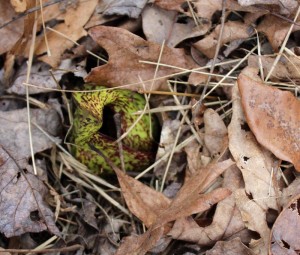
[228,83,281,210]
[10,0,27,12]
[184,139,205,176]
[155,159,234,226]
[193,21,254,59]
[115,226,164,255]
[142,5,210,47]
[280,177,300,208]
[248,54,300,81]
[154,0,258,20]
[257,15,300,52]
[206,237,255,255]
[99,152,233,254]
[235,189,270,255]
[237,67,300,171]
[169,164,245,246]
[0,108,61,161]
[114,168,170,227]
[0,1,24,55]
[0,146,60,237]
[10,0,35,56]
[238,0,298,15]
[85,25,198,91]
[35,0,98,67]
[204,108,228,159]
[270,193,300,255]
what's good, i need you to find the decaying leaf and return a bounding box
[270,193,300,255]
[235,189,270,255]
[228,83,281,211]
[0,1,24,55]
[112,158,234,255]
[114,168,170,227]
[85,25,198,91]
[257,15,300,52]
[115,226,164,255]
[35,0,98,67]
[238,67,300,171]
[238,0,298,15]
[154,119,187,179]
[154,0,258,20]
[103,0,148,18]
[228,83,284,254]
[0,146,60,237]
[8,60,87,95]
[248,54,300,81]
[142,5,210,47]
[206,237,255,255]
[0,108,61,160]
[204,108,228,159]
[193,21,253,59]
[169,164,245,246]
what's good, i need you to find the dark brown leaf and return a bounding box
[85,25,198,91]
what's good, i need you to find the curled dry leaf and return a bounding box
[235,189,270,255]
[270,193,300,255]
[115,226,164,255]
[238,0,298,15]
[142,5,210,47]
[248,54,300,81]
[238,67,300,171]
[280,177,300,208]
[0,146,60,237]
[169,165,245,246]
[257,15,300,52]
[85,25,199,91]
[204,108,228,159]
[228,83,281,211]
[193,21,254,59]
[112,159,233,255]
[155,159,234,227]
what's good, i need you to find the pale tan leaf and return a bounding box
[235,189,270,255]
[228,83,281,210]
[270,193,300,255]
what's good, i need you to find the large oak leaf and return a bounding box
[85,26,197,91]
